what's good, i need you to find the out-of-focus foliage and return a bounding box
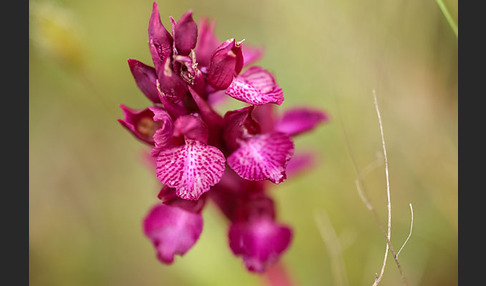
[29,0,457,285]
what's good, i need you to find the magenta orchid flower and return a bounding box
[119,2,329,273]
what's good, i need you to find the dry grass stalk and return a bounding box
[335,89,412,285]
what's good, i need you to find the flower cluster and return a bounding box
[119,2,328,273]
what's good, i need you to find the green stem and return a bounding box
[436,0,458,38]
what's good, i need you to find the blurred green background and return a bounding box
[29,0,457,285]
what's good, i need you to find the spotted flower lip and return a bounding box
[155,139,226,200]
[225,66,284,105]
[227,131,294,184]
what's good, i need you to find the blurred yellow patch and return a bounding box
[30,1,85,70]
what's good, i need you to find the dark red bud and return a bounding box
[148,2,173,71]
[173,10,198,56]
[207,39,243,90]
[127,59,160,103]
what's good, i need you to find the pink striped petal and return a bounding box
[227,132,294,184]
[156,139,226,200]
[275,107,329,136]
[225,66,284,105]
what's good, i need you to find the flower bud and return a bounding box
[148,2,173,71]
[207,39,243,90]
[127,59,160,104]
[173,10,198,56]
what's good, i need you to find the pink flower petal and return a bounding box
[143,203,203,264]
[156,57,188,100]
[194,18,220,67]
[229,218,292,273]
[156,139,226,200]
[118,105,159,145]
[189,87,224,147]
[251,104,277,134]
[173,114,209,144]
[207,39,243,90]
[285,152,315,177]
[148,106,174,157]
[242,45,264,67]
[225,66,284,105]
[227,132,294,183]
[275,107,329,137]
[222,106,260,152]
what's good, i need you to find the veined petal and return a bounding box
[143,203,203,264]
[225,66,284,105]
[229,218,292,273]
[227,132,294,184]
[275,107,329,137]
[156,139,226,200]
[173,10,198,56]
